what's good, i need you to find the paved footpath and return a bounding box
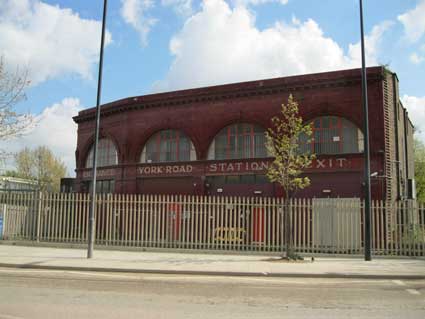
[0,243,424,279]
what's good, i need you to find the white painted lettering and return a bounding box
[260,161,268,170]
[316,159,325,168]
[336,158,347,168]
[251,162,259,170]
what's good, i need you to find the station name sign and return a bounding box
[136,157,358,177]
[138,161,269,176]
[207,161,269,173]
[307,158,351,170]
[80,157,360,179]
[139,165,193,175]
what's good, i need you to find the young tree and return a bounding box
[414,138,425,202]
[0,56,33,161]
[14,146,67,192]
[265,95,315,259]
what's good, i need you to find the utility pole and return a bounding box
[359,0,372,261]
[88,0,108,259]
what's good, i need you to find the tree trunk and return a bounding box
[281,190,294,259]
[286,198,294,258]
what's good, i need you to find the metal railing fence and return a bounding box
[0,192,424,256]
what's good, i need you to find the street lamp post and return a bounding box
[359,0,372,261]
[87,0,108,259]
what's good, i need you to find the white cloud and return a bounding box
[398,0,425,43]
[409,44,425,64]
[0,0,112,86]
[120,0,157,46]
[402,95,425,143]
[162,0,194,17]
[347,21,393,67]
[410,52,424,64]
[0,98,82,176]
[154,0,390,92]
[233,0,288,6]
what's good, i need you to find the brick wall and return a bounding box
[74,66,409,199]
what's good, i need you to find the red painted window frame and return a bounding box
[311,116,344,153]
[148,129,189,163]
[216,123,266,160]
[308,116,362,155]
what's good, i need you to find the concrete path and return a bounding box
[0,243,424,279]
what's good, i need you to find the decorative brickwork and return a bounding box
[73,67,414,199]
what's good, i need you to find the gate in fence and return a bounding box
[0,192,424,256]
[312,198,362,254]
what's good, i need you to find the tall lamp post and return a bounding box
[359,0,372,261]
[88,0,108,259]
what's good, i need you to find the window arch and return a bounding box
[85,138,118,168]
[300,116,364,155]
[140,129,196,163]
[208,123,267,160]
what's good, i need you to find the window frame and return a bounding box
[85,138,118,168]
[142,129,193,163]
[305,116,363,155]
[213,123,267,160]
[83,179,115,194]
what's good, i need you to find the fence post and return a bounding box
[36,192,43,242]
[1,203,6,240]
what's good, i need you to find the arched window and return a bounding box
[140,129,196,163]
[85,138,118,168]
[300,116,364,155]
[208,123,267,160]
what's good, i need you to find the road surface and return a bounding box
[0,268,424,319]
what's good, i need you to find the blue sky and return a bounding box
[0,0,424,175]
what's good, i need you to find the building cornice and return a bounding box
[73,67,384,124]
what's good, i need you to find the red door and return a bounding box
[168,203,181,241]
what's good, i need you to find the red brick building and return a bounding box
[73,67,415,200]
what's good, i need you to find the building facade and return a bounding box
[73,67,415,200]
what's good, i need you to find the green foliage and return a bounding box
[3,170,21,178]
[265,95,315,259]
[265,95,315,197]
[415,138,425,202]
[402,224,425,244]
[14,146,67,192]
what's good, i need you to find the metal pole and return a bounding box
[88,0,108,259]
[359,0,372,261]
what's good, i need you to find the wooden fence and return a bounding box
[0,192,424,256]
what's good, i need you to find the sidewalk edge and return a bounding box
[1,263,424,280]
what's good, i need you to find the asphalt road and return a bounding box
[0,268,424,319]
